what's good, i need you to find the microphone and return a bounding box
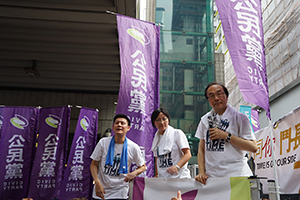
[208,112,219,128]
[208,113,219,141]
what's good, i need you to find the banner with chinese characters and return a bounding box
[131,177,251,200]
[215,0,270,119]
[0,106,39,200]
[28,106,71,200]
[253,106,300,194]
[116,14,160,177]
[59,107,98,200]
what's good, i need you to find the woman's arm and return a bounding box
[154,157,158,177]
[177,148,192,168]
[167,148,191,175]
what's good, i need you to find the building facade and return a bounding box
[153,0,215,160]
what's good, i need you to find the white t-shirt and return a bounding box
[195,104,256,177]
[90,136,145,199]
[153,126,191,178]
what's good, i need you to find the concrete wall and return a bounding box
[258,78,300,128]
[215,53,225,85]
[0,89,118,138]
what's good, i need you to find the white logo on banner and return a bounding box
[68,136,86,182]
[4,135,25,182]
[80,116,90,131]
[0,115,4,129]
[45,114,61,128]
[39,134,59,179]
[127,26,150,47]
[10,114,29,130]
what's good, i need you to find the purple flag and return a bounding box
[251,109,260,132]
[28,106,71,200]
[215,0,270,119]
[59,107,98,200]
[116,14,160,177]
[0,106,39,200]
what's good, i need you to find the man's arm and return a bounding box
[228,135,258,153]
[208,128,258,153]
[123,164,146,182]
[90,159,106,199]
[195,139,208,185]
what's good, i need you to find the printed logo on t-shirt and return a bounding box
[206,118,230,152]
[158,152,173,168]
[104,153,121,176]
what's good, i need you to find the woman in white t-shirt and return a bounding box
[151,108,191,178]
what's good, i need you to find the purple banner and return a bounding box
[59,107,98,200]
[251,109,260,132]
[0,106,39,200]
[116,14,160,177]
[215,0,270,119]
[28,106,71,200]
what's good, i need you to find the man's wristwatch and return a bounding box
[225,133,232,143]
[175,165,181,171]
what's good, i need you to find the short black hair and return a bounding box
[151,107,170,127]
[113,114,131,126]
[204,82,229,99]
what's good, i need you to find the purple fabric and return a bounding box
[132,177,145,200]
[181,190,198,200]
[215,0,270,119]
[251,109,260,132]
[59,107,98,200]
[28,106,71,200]
[116,14,160,177]
[0,106,39,200]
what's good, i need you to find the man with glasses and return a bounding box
[194,82,258,185]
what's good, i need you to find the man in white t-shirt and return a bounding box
[194,82,258,185]
[90,114,146,200]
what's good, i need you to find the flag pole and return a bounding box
[106,10,117,15]
[268,118,280,200]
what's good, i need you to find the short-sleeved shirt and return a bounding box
[195,104,256,177]
[90,136,145,199]
[153,126,191,178]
